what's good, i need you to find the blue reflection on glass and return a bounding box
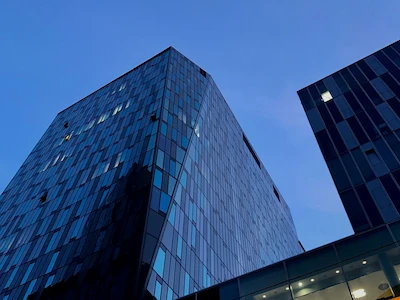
[154,169,162,189]
[160,192,171,213]
[154,248,166,277]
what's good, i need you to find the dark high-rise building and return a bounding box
[182,41,400,300]
[298,40,400,233]
[0,47,302,300]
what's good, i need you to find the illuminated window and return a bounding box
[321,91,333,102]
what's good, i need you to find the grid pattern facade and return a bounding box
[0,47,302,300]
[298,40,400,233]
[146,50,302,299]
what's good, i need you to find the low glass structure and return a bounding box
[179,220,400,300]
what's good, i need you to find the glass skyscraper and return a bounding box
[298,40,400,233]
[0,47,302,300]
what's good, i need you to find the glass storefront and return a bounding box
[179,220,400,300]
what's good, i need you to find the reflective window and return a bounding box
[46,252,59,274]
[154,248,166,277]
[177,235,182,258]
[184,272,190,296]
[155,281,161,299]
[154,169,162,189]
[160,192,171,213]
[21,263,35,284]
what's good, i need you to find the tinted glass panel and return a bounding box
[357,60,377,80]
[355,185,384,227]
[384,133,400,161]
[353,87,373,110]
[351,148,375,181]
[315,130,337,159]
[317,104,334,127]
[327,126,347,154]
[240,263,286,295]
[344,91,363,114]
[308,84,321,102]
[286,245,338,279]
[375,51,396,71]
[382,73,400,95]
[374,138,400,171]
[340,152,363,186]
[380,175,400,212]
[326,157,351,191]
[383,47,400,67]
[315,80,328,94]
[333,73,349,93]
[347,116,369,144]
[387,98,400,118]
[339,189,370,233]
[298,88,314,111]
[357,112,380,140]
[341,68,359,89]
[349,64,368,84]
[326,101,343,123]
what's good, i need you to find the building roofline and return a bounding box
[57,46,173,115]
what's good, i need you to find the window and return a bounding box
[153,248,165,277]
[321,91,333,102]
[63,122,69,128]
[243,134,261,168]
[64,134,71,141]
[273,186,280,201]
[177,235,182,258]
[365,149,381,166]
[46,252,59,274]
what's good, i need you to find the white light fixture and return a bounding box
[310,278,315,282]
[335,270,340,274]
[298,282,303,287]
[352,289,367,298]
[286,287,290,291]
[262,295,266,299]
[321,91,333,102]
[362,260,367,265]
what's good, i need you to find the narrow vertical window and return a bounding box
[273,186,280,201]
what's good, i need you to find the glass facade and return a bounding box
[0,47,302,299]
[298,40,400,233]
[180,220,400,300]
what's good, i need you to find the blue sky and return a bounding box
[1,1,400,250]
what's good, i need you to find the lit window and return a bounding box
[321,91,333,102]
[64,135,71,141]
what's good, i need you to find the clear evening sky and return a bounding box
[1,1,400,250]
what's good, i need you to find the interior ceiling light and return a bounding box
[262,295,266,298]
[362,260,367,265]
[286,287,290,291]
[298,282,303,287]
[335,270,340,274]
[310,278,315,282]
[321,91,333,102]
[352,289,366,298]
